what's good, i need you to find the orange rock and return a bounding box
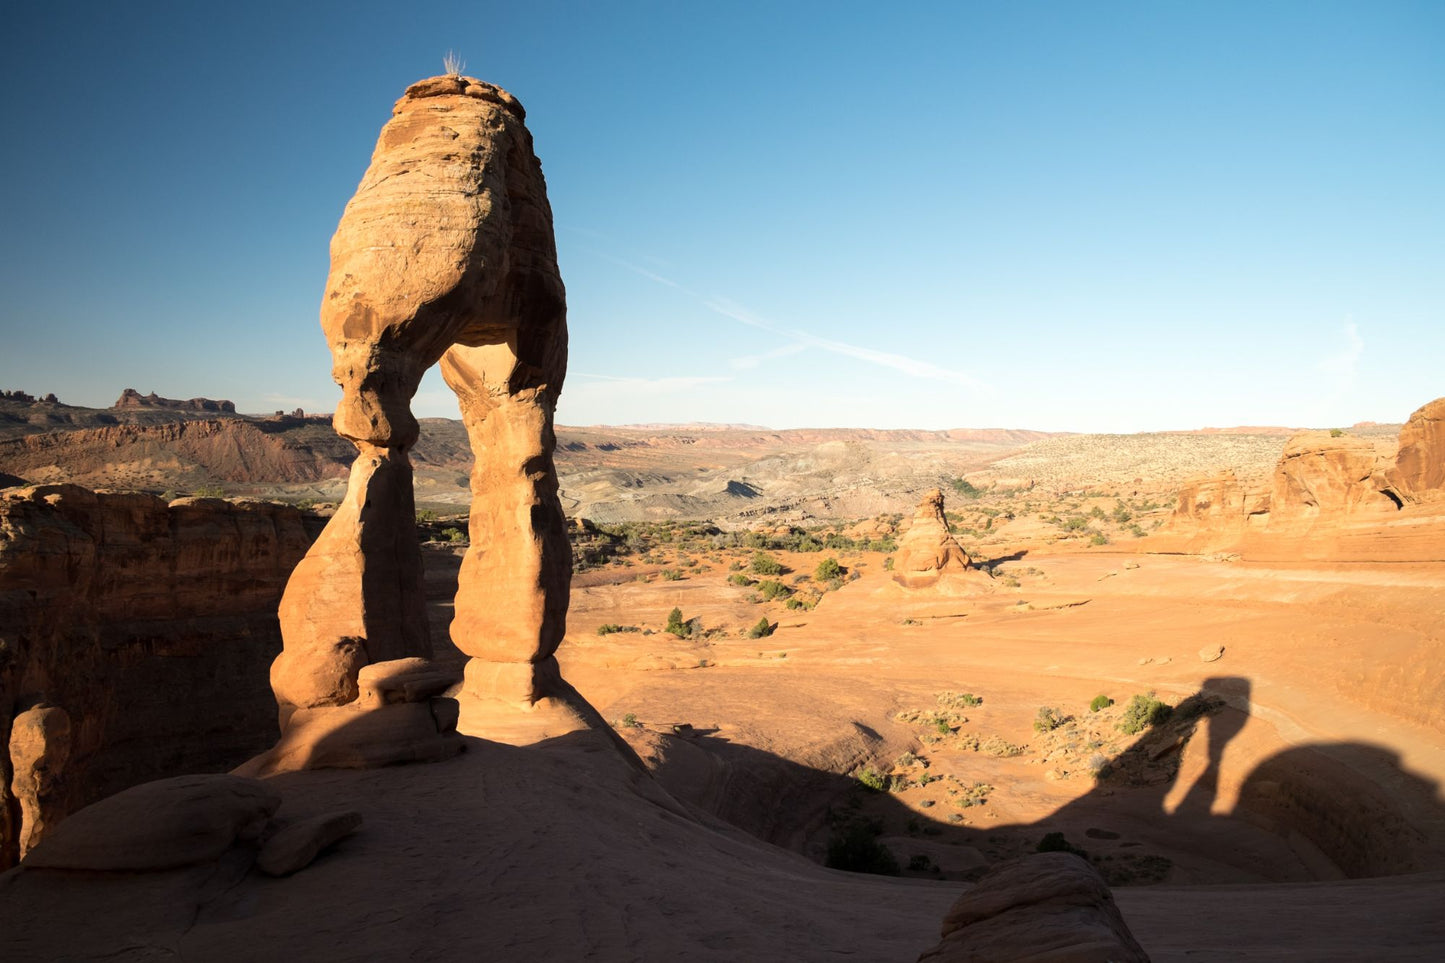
[1388,397,1445,501]
[273,74,572,721]
[892,489,973,588]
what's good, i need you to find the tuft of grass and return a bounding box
[443,51,466,76]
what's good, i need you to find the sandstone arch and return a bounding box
[270,75,578,738]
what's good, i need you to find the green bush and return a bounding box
[751,552,784,575]
[597,623,624,636]
[1089,532,1109,546]
[1118,692,1172,734]
[950,478,983,499]
[727,573,753,587]
[746,617,774,639]
[1089,694,1114,712]
[1034,706,1066,733]
[440,527,466,543]
[757,579,790,600]
[815,557,842,581]
[854,766,887,792]
[665,607,687,638]
[883,556,895,571]
[620,712,639,728]
[661,569,683,581]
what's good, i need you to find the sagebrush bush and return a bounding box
[1118,692,1172,734]
[1034,706,1066,733]
[1090,694,1113,712]
[751,552,784,575]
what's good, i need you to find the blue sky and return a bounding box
[1,1,1440,432]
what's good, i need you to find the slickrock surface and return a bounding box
[20,774,279,872]
[0,485,313,866]
[272,74,573,733]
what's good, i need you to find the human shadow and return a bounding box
[632,673,1445,885]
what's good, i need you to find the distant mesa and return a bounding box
[113,388,235,414]
[1,389,59,404]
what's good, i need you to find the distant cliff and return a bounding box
[113,388,236,413]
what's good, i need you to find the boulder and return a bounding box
[917,852,1150,962]
[21,774,280,872]
[257,810,362,877]
[1388,397,1445,500]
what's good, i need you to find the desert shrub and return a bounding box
[883,556,895,571]
[1036,831,1088,858]
[815,557,842,581]
[665,607,687,638]
[1034,706,1066,733]
[1062,516,1089,532]
[195,484,226,498]
[661,569,683,581]
[746,617,774,639]
[981,736,1025,757]
[1330,427,1345,437]
[441,527,466,543]
[938,691,982,708]
[756,579,791,600]
[934,718,952,735]
[415,509,438,523]
[751,552,784,575]
[950,478,982,499]
[728,560,744,571]
[888,774,909,793]
[1088,505,1107,520]
[1089,694,1114,712]
[596,624,624,636]
[784,596,815,610]
[825,820,899,876]
[1089,532,1109,546]
[727,573,753,587]
[1118,692,1172,734]
[619,712,639,729]
[854,766,887,792]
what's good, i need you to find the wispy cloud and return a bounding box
[1318,320,1363,381]
[705,298,988,390]
[730,342,808,370]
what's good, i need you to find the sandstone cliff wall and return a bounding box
[0,485,316,866]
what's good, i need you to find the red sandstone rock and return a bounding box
[917,852,1150,962]
[892,489,975,588]
[21,774,279,872]
[1389,397,1445,501]
[272,74,571,725]
[0,485,311,866]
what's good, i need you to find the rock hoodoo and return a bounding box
[269,74,584,748]
[892,488,974,588]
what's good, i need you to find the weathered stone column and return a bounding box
[271,75,564,724]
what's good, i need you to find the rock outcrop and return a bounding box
[113,388,236,413]
[1153,401,1445,561]
[892,489,977,588]
[0,419,352,489]
[917,852,1151,962]
[0,485,314,866]
[1388,397,1445,500]
[268,73,587,752]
